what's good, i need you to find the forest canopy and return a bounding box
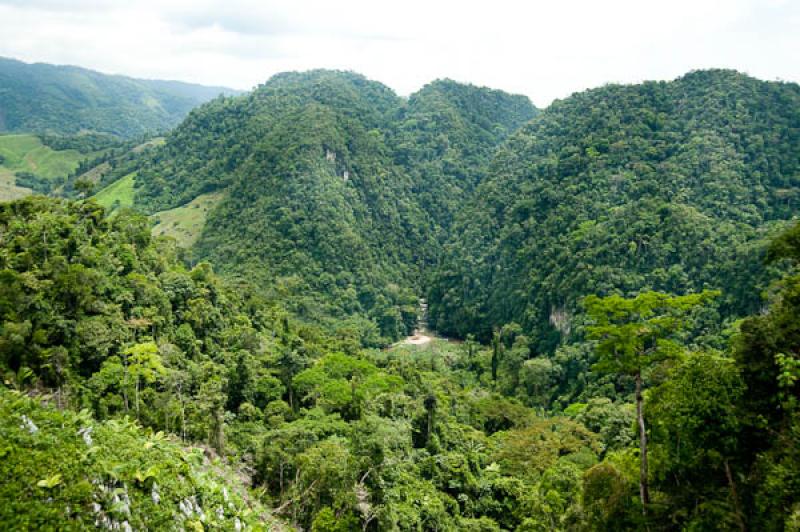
[2,67,800,530]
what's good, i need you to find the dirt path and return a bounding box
[402,333,432,346]
[395,298,437,346]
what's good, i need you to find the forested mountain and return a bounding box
[101,70,536,344]
[429,69,800,350]
[0,57,239,137]
[3,67,800,530]
[394,79,538,236]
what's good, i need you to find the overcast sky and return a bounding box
[0,0,797,106]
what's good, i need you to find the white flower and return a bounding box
[151,483,160,505]
[234,517,242,531]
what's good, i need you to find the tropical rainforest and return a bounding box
[0,65,799,531]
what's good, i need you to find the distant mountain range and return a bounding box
[0,56,241,137]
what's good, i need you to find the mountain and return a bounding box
[3,67,800,531]
[428,69,800,349]
[98,70,536,343]
[0,57,240,137]
[394,78,538,236]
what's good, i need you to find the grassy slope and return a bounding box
[0,134,91,201]
[0,388,286,530]
[92,172,137,210]
[74,161,111,185]
[151,191,225,247]
[0,134,87,178]
[0,168,31,201]
[68,138,166,191]
[131,136,166,153]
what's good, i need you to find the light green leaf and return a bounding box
[36,474,62,489]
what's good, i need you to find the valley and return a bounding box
[0,64,799,531]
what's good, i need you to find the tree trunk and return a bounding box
[122,360,129,413]
[725,460,746,532]
[491,334,500,383]
[636,371,650,513]
[177,382,186,441]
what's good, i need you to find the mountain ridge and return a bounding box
[428,68,800,348]
[0,56,242,137]
[2,65,800,531]
[92,69,536,343]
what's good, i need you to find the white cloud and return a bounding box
[0,0,797,105]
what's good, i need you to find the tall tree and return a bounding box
[583,290,717,514]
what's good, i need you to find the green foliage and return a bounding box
[38,132,121,153]
[106,70,535,345]
[648,352,746,528]
[429,70,800,350]
[3,67,800,531]
[0,388,277,530]
[0,196,610,531]
[733,220,800,530]
[0,56,237,137]
[584,290,718,375]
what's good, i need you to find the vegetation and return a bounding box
[151,191,227,248]
[584,290,718,514]
[92,172,137,210]
[0,133,102,200]
[95,70,536,345]
[0,56,239,138]
[2,67,800,530]
[0,388,282,530]
[0,196,603,530]
[429,70,800,351]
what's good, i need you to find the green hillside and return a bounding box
[0,134,86,178]
[105,70,535,344]
[395,79,538,235]
[92,172,136,210]
[428,70,800,349]
[0,133,99,200]
[2,66,800,531]
[151,191,226,247]
[0,57,240,138]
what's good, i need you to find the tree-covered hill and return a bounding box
[3,66,800,530]
[394,79,538,236]
[100,70,536,344]
[428,69,800,349]
[0,57,240,138]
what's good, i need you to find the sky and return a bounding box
[0,0,798,106]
